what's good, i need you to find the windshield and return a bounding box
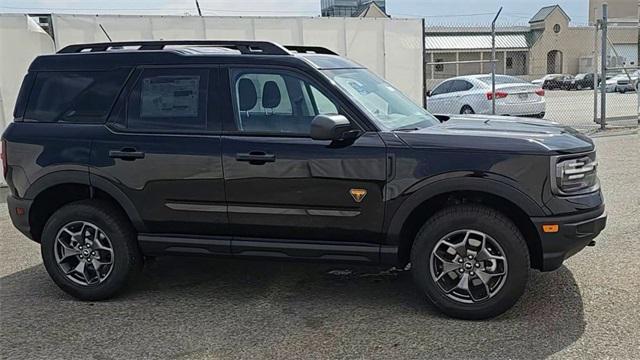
[321,68,439,131]
[477,75,526,85]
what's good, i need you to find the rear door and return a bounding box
[90,66,229,248]
[220,66,387,259]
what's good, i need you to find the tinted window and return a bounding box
[127,68,208,131]
[431,81,452,96]
[450,80,473,92]
[231,69,340,135]
[25,70,128,123]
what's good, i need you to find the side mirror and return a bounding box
[310,114,353,141]
[426,90,432,97]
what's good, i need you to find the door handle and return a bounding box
[236,151,276,164]
[109,148,145,160]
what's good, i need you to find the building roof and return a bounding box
[426,26,530,34]
[425,34,529,51]
[529,5,570,23]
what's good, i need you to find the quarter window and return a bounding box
[127,68,208,131]
[25,70,128,123]
[231,69,341,135]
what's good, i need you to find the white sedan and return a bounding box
[427,75,546,118]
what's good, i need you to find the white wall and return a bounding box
[50,15,424,103]
[0,14,56,130]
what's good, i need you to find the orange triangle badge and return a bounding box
[350,189,367,203]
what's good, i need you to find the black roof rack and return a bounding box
[57,40,291,55]
[284,45,338,55]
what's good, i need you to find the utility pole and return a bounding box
[491,7,503,115]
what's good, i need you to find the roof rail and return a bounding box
[57,40,291,55]
[284,45,338,55]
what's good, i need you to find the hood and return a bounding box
[395,115,594,155]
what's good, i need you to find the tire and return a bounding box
[41,200,142,300]
[460,105,475,115]
[410,204,529,320]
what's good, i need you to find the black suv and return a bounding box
[2,41,606,319]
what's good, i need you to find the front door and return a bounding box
[220,67,387,258]
[427,79,453,114]
[91,66,229,247]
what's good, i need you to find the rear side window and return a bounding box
[126,68,208,131]
[450,80,473,92]
[25,70,129,123]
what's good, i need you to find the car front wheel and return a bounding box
[41,200,142,300]
[411,205,529,319]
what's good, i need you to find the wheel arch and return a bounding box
[25,172,144,242]
[385,177,545,270]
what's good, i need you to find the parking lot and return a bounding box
[0,132,638,359]
[545,90,639,130]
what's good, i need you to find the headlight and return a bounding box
[551,152,599,195]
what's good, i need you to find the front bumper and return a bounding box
[7,195,35,241]
[532,206,607,271]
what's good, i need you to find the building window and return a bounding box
[506,57,513,69]
[435,59,444,72]
[553,24,561,33]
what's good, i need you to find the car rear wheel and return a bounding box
[41,200,142,300]
[410,205,529,319]
[460,105,475,115]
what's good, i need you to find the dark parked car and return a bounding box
[2,41,606,319]
[541,74,568,90]
[562,73,599,90]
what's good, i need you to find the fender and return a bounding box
[384,175,547,248]
[23,170,145,233]
[24,170,91,199]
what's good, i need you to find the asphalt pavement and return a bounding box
[1,133,638,359]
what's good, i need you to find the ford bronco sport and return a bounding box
[2,41,606,319]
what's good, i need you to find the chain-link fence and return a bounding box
[424,8,639,133]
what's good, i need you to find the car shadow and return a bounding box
[1,257,585,359]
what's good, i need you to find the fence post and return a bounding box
[593,21,599,123]
[599,3,608,130]
[491,7,502,115]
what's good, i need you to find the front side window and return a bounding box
[25,70,128,123]
[127,68,208,131]
[431,80,452,96]
[323,68,439,131]
[231,69,340,135]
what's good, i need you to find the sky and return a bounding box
[0,0,590,25]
